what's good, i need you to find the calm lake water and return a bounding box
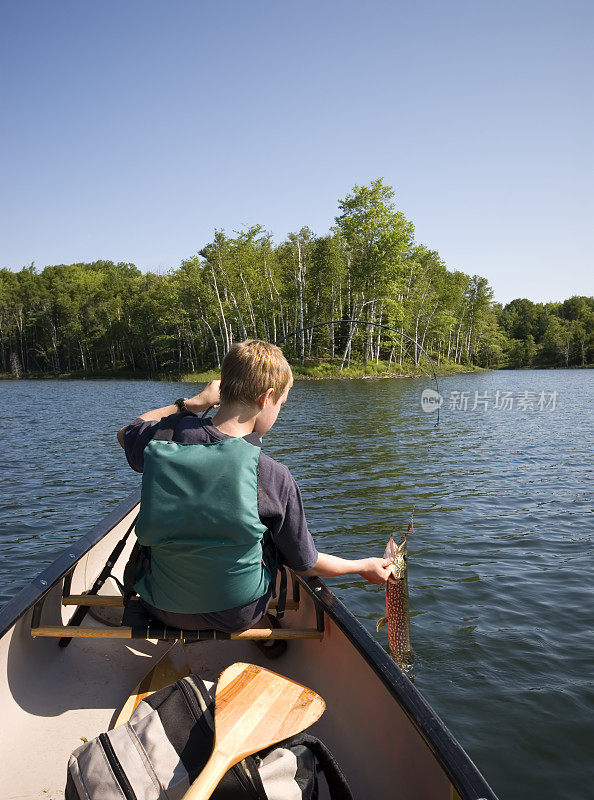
[0,370,592,800]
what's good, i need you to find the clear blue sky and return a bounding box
[1,0,592,304]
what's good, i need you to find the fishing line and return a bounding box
[274,319,441,425]
[403,507,415,543]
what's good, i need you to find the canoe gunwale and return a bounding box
[0,489,498,800]
[0,489,141,640]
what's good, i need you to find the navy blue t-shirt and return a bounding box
[122,414,318,629]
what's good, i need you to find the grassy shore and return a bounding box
[180,359,485,382]
[0,360,485,382]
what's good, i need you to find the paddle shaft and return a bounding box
[183,752,234,800]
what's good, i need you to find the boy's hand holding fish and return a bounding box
[300,553,392,584]
[357,557,393,584]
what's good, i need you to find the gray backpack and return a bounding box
[66,673,352,800]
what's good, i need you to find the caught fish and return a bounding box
[376,517,413,670]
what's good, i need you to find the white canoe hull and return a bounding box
[0,492,497,800]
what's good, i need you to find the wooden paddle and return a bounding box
[182,662,326,800]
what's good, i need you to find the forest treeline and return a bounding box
[1,180,592,378]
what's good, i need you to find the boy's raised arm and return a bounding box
[117,381,220,448]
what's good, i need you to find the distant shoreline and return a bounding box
[0,362,485,382]
[3,364,591,383]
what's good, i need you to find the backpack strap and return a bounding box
[276,562,287,619]
[122,542,151,604]
[261,734,354,800]
[298,735,354,800]
[261,531,287,620]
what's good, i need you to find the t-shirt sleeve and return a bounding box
[258,459,318,572]
[122,417,160,473]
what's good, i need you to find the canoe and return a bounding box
[0,490,499,800]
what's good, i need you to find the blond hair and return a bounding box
[220,340,293,405]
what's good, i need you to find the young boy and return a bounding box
[118,339,390,634]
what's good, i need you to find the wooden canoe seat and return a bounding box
[61,595,299,611]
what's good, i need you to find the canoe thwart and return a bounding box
[30,625,324,641]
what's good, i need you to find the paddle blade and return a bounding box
[214,662,325,760]
[182,662,325,800]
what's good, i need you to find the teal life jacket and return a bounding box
[134,418,272,614]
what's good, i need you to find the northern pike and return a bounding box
[376,519,413,670]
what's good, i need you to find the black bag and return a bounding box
[66,673,353,800]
